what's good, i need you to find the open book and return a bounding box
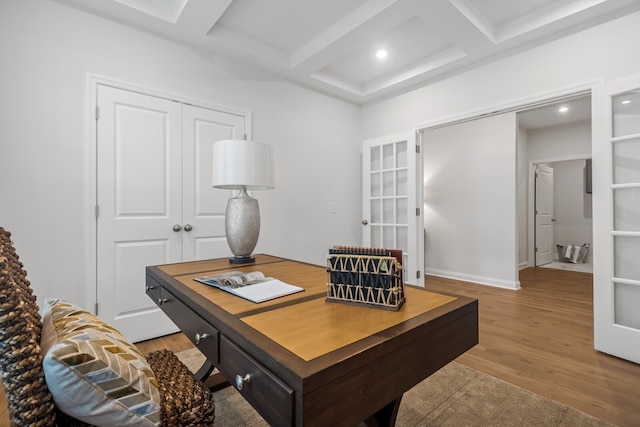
[194,271,304,303]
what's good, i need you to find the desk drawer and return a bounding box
[145,278,162,306]
[159,287,220,364]
[219,336,293,426]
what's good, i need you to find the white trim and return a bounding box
[611,183,640,190]
[416,80,601,132]
[527,155,593,267]
[85,73,252,312]
[87,74,252,128]
[425,268,521,290]
[612,277,640,286]
[414,82,599,283]
[529,153,591,165]
[611,133,640,143]
[86,74,98,313]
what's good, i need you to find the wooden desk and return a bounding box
[146,255,478,427]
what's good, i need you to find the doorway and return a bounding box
[518,95,593,273]
[530,159,593,273]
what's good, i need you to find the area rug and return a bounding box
[176,349,612,426]
[538,261,593,274]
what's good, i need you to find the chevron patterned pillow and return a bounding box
[40,299,161,426]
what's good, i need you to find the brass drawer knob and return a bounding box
[235,373,251,391]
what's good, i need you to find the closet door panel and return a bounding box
[96,85,181,342]
[182,104,246,261]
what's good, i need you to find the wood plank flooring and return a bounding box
[1,267,638,426]
[424,267,639,427]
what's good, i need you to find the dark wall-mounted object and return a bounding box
[585,158,592,194]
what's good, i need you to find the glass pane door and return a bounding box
[363,133,423,286]
[593,78,640,363]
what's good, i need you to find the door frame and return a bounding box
[86,74,252,312]
[527,155,592,268]
[415,81,598,287]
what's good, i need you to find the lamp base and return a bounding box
[225,187,260,264]
[229,255,255,264]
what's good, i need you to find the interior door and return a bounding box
[96,85,181,341]
[362,132,424,286]
[181,104,246,260]
[592,74,640,364]
[535,164,554,266]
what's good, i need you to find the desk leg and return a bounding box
[194,359,215,381]
[364,395,403,427]
[195,359,231,392]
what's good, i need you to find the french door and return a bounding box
[362,132,424,286]
[593,74,640,363]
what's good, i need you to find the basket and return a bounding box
[556,243,590,263]
[326,250,405,311]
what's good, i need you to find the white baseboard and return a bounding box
[424,268,520,290]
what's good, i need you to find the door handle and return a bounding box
[184,224,193,232]
[362,219,368,225]
[172,224,182,232]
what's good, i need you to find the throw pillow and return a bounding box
[40,299,161,426]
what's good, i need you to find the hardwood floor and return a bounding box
[1,267,638,426]
[425,267,639,427]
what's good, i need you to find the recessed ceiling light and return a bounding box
[375,49,388,60]
[558,106,569,113]
[621,100,632,105]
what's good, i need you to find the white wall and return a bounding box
[527,120,592,162]
[525,119,592,265]
[0,0,361,308]
[527,120,592,263]
[362,11,640,287]
[550,160,593,257]
[423,112,518,289]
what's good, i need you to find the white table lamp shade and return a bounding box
[212,139,275,189]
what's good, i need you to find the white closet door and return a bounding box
[593,75,640,363]
[535,165,554,266]
[181,105,246,261]
[362,132,423,286]
[96,85,181,341]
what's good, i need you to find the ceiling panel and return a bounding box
[322,16,456,85]
[113,0,189,23]
[473,0,570,27]
[518,95,591,129]
[216,0,369,54]
[53,0,640,104]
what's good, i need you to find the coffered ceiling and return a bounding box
[54,0,640,104]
